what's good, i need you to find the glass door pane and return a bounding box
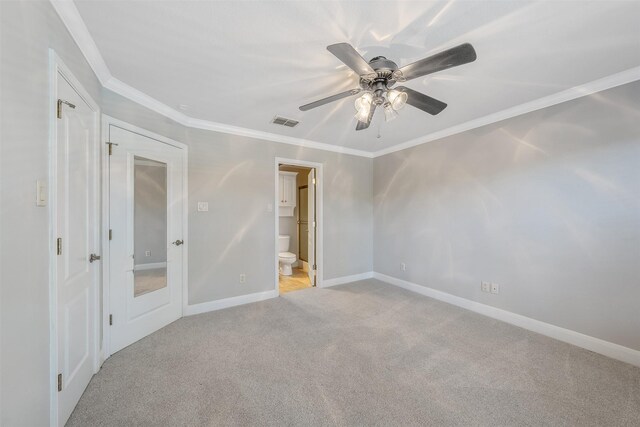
[133,156,167,297]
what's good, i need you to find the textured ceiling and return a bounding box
[74,0,640,153]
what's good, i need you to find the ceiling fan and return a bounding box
[299,42,477,130]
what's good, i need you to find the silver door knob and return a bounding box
[89,253,101,263]
[172,239,184,246]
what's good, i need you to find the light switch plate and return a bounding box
[197,202,209,212]
[36,180,47,206]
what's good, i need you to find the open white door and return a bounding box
[108,123,185,354]
[55,72,99,426]
[307,168,316,285]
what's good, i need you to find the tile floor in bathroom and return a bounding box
[279,268,312,294]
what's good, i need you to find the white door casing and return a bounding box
[53,64,100,426]
[107,123,186,354]
[307,168,316,285]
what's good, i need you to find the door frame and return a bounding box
[48,50,101,426]
[297,184,308,264]
[274,158,324,290]
[100,115,189,358]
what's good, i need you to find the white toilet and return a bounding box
[278,235,296,276]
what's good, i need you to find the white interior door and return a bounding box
[307,168,316,285]
[108,124,185,354]
[56,73,98,426]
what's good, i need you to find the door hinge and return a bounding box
[109,229,112,240]
[312,177,316,185]
[312,221,316,229]
[109,314,113,326]
[106,142,119,155]
[56,99,76,119]
[313,264,317,270]
[56,238,62,255]
[57,373,63,392]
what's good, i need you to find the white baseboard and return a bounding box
[373,272,640,368]
[322,271,373,288]
[135,262,167,271]
[184,289,279,316]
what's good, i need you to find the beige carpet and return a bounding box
[68,279,640,426]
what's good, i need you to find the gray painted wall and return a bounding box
[184,128,373,304]
[374,81,640,352]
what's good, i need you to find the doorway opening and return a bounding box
[275,159,322,294]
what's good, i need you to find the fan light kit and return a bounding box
[300,42,477,131]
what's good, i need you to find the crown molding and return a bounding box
[50,0,111,84]
[50,0,373,158]
[371,65,640,158]
[52,0,640,160]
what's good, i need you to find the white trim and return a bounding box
[49,0,372,158]
[50,0,111,84]
[372,66,640,157]
[322,271,374,288]
[48,50,101,427]
[100,115,189,358]
[373,272,640,368]
[186,116,371,158]
[134,262,167,271]
[275,158,324,291]
[184,290,279,316]
[49,0,640,160]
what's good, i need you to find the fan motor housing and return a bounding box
[361,56,403,89]
[369,56,398,72]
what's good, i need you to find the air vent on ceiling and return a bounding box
[272,116,299,128]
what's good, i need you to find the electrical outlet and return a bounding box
[145,250,151,257]
[401,262,406,271]
[481,281,491,293]
[239,273,246,284]
[197,201,209,212]
[491,283,500,294]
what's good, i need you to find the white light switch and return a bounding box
[36,180,47,206]
[197,202,209,212]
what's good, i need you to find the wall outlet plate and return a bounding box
[145,250,151,257]
[481,282,491,293]
[197,201,209,212]
[239,273,246,284]
[401,262,406,271]
[491,283,500,294]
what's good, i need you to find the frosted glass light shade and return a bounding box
[354,92,373,112]
[355,104,371,121]
[354,92,373,121]
[384,103,398,122]
[387,90,407,110]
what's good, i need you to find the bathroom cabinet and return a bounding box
[279,171,297,216]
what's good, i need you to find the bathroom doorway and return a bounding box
[275,158,322,294]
